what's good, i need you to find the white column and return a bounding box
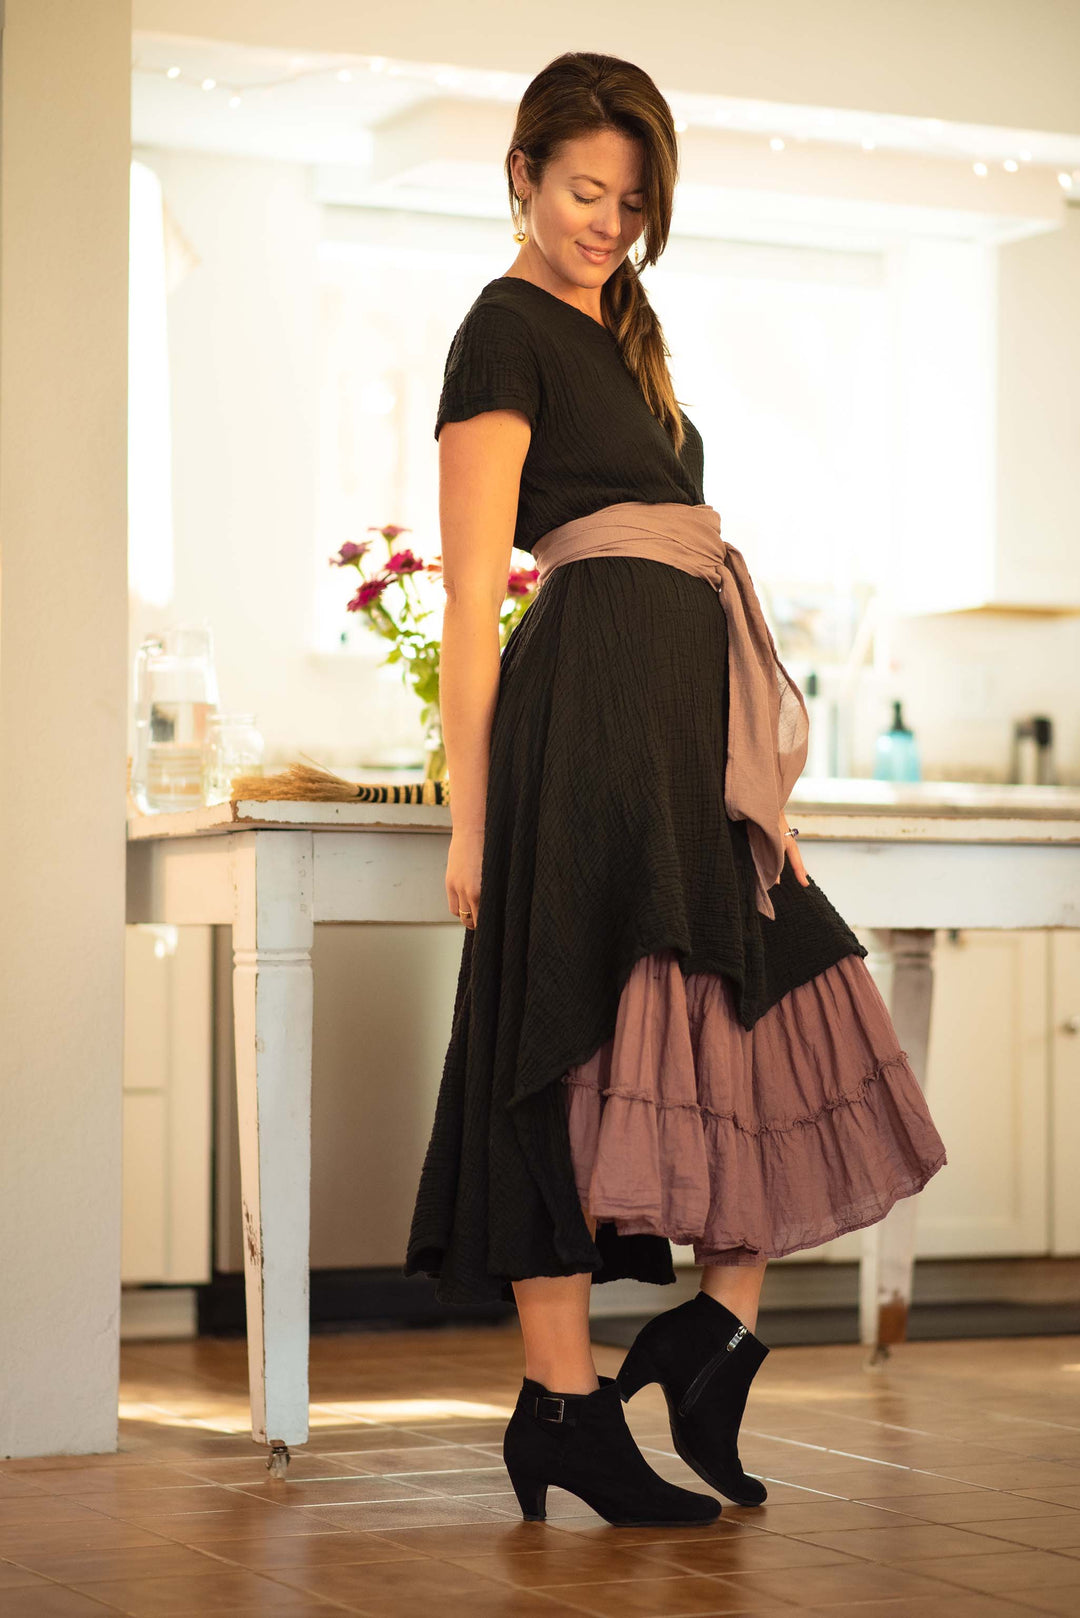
[0,0,131,1456]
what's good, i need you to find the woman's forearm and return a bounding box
[440,594,503,833]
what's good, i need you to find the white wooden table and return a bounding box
[125,779,1080,1464]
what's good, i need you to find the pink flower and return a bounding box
[367,523,411,540]
[507,566,539,597]
[385,548,424,575]
[331,540,370,566]
[347,577,391,610]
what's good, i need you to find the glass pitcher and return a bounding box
[131,625,220,813]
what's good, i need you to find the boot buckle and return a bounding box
[534,1394,565,1422]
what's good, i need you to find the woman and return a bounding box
[404,50,947,1529]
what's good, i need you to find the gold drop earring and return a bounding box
[632,239,644,266]
[511,192,528,244]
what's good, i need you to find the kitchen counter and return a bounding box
[790,776,1080,817]
[127,775,1080,840]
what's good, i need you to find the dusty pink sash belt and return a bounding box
[532,500,809,921]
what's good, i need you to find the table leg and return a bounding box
[860,927,936,1361]
[230,829,313,1467]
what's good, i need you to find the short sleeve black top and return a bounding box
[434,276,705,554]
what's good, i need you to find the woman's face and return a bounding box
[512,127,645,292]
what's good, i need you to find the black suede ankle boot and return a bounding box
[615,1291,770,1505]
[502,1372,722,1526]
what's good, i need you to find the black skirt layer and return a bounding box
[403,557,868,1306]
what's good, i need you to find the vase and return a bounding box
[422,706,447,783]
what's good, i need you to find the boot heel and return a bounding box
[616,1340,658,1401]
[507,1465,549,1521]
[505,1374,719,1527]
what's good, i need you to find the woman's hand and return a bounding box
[780,810,810,887]
[447,824,484,929]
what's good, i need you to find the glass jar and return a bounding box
[202,713,266,806]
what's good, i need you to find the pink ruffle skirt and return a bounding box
[561,950,948,1266]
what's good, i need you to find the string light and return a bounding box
[136,59,1071,187]
[137,55,401,101]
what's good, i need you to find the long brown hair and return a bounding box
[505,51,685,458]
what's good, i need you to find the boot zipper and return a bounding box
[676,1324,747,1416]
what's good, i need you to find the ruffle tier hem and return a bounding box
[562,949,948,1266]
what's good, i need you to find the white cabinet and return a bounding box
[912,929,1049,1256]
[121,924,213,1283]
[991,207,1080,612]
[784,928,1079,1265]
[1051,929,1080,1254]
[883,213,1080,617]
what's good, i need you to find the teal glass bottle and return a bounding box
[873,699,921,782]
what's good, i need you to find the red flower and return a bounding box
[331,540,369,566]
[347,577,391,610]
[385,548,424,575]
[507,566,539,597]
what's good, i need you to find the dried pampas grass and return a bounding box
[229,756,366,802]
[227,753,449,807]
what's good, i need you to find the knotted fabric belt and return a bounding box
[531,500,809,921]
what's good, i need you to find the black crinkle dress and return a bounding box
[403,274,947,1307]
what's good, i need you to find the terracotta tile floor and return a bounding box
[2,1324,1080,1615]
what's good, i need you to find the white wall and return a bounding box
[132,145,424,768]
[138,142,1080,785]
[0,0,131,1458]
[868,609,1080,787]
[132,0,1080,136]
